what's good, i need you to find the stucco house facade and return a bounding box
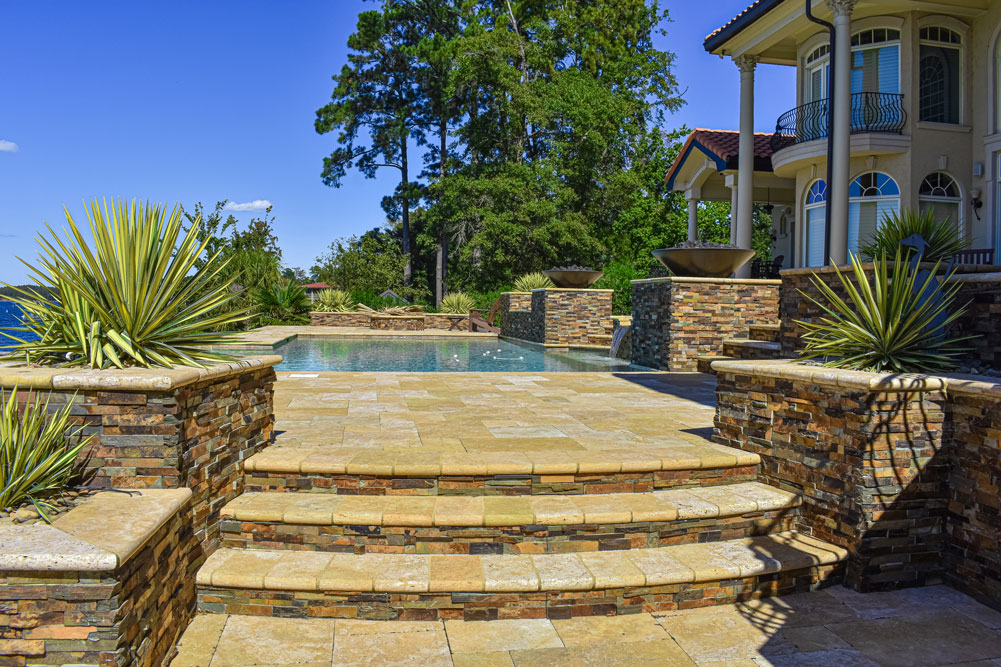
[668,0,1000,273]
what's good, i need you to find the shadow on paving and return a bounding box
[611,372,717,407]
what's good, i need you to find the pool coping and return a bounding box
[220,325,500,349]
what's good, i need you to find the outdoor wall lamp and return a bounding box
[971,188,983,221]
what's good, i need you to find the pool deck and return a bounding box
[227,325,498,349]
[268,370,718,454]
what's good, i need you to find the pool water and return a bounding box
[251,337,642,372]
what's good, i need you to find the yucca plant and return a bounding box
[1,388,90,521]
[252,279,311,325]
[315,289,356,312]
[798,249,970,373]
[860,208,968,263]
[513,272,555,291]
[439,292,475,314]
[1,200,248,368]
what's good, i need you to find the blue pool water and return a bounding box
[0,301,37,345]
[248,337,641,372]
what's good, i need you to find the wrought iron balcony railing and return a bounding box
[770,92,906,152]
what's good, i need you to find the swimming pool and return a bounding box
[242,337,642,372]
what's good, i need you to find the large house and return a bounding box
[667,0,1000,274]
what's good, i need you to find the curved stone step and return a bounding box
[220,482,800,553]
[243,444,760,496]
[696,355,734,374]
[721,339,782,360]
[196,531,847,619]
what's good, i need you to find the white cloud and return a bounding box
[0,140,19,153]
[223,199,272,212]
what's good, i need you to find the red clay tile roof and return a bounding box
[664,129,776,189]
[303,282,331,289]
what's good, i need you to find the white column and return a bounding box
[687,197,699,241]
[733,54,758,278]
[729,182,739,245]
[827,0,856,265]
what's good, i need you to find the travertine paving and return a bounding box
[267,371,718,452]
[172,585,1001,666]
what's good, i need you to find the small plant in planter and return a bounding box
[439,292,475,314]
[1,387,91,522]
[315,289,356,312]
[513,272,555,292]
[1,199,248,368]
[798,249,970,373]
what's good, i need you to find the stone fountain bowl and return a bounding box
[651,248,756,278]
[543,268,604,288]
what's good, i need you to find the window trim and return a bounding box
[918,26,964,125]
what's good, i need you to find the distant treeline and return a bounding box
[0,285,55,300]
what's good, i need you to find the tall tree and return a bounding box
[315,6,424,285]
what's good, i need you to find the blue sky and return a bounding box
[0,1,793,284]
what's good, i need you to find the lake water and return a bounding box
[0,301,38,345]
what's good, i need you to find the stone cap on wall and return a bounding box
[630,277,781,285]
[0,355,282,391]
[0,488,190,571]
[533,288,614,292]
[781,263,1001,277]
[712,358,1001,397]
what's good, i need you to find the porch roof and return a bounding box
[664,129,776,191]
[704,0,781,53]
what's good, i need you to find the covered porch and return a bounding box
[665,129,796,276]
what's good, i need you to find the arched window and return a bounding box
[919,172,963,237]
[803,180,827,267]
[851,28,900,95]
[849,172,900,255]
[920,27,962,124]
[805,44,830,103]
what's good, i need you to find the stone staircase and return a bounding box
[194,444,846,621]
[697,323,783,374]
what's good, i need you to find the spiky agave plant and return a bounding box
[439,292,475,314]
[860,208,968,263]
[315,289,356,312]
[252,279,311,325]
[1,388,91,521]
[798,250,970,373]
[513,272,555,292]
[1,200,249,368]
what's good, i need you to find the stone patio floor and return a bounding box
[171,585,1001,666]
[267,370,719,452]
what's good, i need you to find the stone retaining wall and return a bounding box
[423,313,470,331]
[0,491,194,667]
[309,312,372,327]
[630,278,780,371]
[713,359,1001,607]
[779,265,1001,370]
[1,358,278,554]
[369,314,425,331]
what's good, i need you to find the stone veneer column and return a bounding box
[733,54,758,278]
[826,0,856,265]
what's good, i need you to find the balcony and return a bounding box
[770,92,907,152]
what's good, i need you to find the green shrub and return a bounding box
[593,260,642,315]
[1,199,247,368]
[315,289,356,312]
[860,208,968,263]
[513,272,555,292]
[1,388,90,521]
[439,292,475,314]
[798,250,969,373]
[252,279,311,325]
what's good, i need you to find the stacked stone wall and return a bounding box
[309,312,372,327]
[423,313,470,331]
[631,278,780,371]
[369,315,425,331]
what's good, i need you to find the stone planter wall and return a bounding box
[630,278,780,371]
[779,265,1001,370]
[423,313,470,331]
[309,312,372,327]
[0,490,193,667]
[1,357,278,555]
[499,292,538,341]
[713,359,1001,607]
[369,314,426,331]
